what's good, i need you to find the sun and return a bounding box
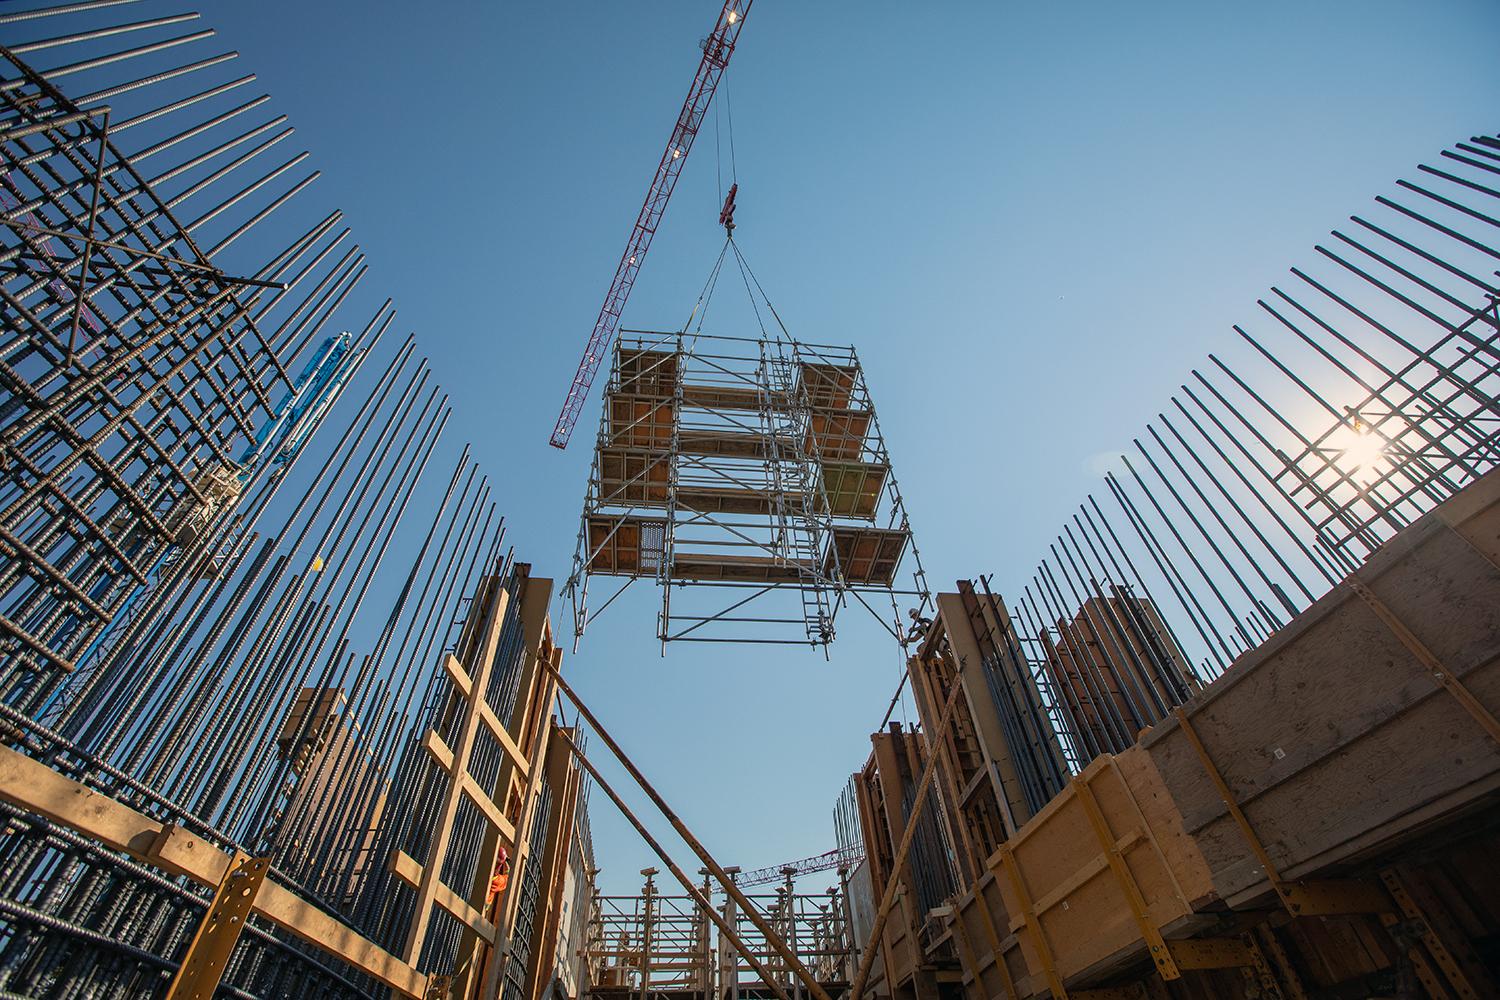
[1331,419,1389,483]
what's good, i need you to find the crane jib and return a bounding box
[549,1,752,449]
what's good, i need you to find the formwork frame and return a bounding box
[568,330,930,651]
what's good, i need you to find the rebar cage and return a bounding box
[568,330,930,650]
[0,36,295,693]
[0,7,559,996]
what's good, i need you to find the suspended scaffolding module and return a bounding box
[567,329,930,650]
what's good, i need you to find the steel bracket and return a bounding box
[1279,879,1390,917]
[165,852,270,1000]
[1166,936,1254,970]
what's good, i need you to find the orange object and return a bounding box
[487,847,511,907]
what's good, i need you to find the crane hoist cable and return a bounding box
[680,237,732,346]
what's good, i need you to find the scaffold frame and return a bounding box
[567,329,930,651]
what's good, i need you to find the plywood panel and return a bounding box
[946,752,1210,995]
[797,362,859,409]
[1140,469,1500,907]
[825,527,908,586]
[806,410,871,460]
[587,516,665,575]
[669,552,809,583]
[818,461,888,519]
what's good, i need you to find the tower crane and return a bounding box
[549,1,752,449]
[737,846,866,889]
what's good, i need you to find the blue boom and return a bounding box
[38,334,362,719]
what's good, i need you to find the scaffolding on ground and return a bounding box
[585,867,855,1000]
[567,330,930,651]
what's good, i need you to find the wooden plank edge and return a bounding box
[0,744,428,999]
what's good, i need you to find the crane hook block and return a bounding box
[719,182,739,234]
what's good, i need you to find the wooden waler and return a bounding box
[383,565,576,1000]
[0,747,432,997]
[939,467,1500,1000]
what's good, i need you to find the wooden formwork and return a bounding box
[391,571,567,998]
[1042,595,1199,756]
[520,725,588,1000]
[906,589,1070,890]
[0,571,576,1000]
[856,725,961,1000]
[0,746,432,997]
[1141,466,1500,909]
[941,468,1500,1000]
[947,748,1214,1000]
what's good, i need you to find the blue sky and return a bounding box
[186,0,1500,895]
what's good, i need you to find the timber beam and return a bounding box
[0,744,429,999]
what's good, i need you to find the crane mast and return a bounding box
[549,1,752,449]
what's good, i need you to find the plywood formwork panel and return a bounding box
[826,527,909,586]
[941,477,1500,1000]
[818,462,889,520]
[947,748,1215,997]
[951,871,1027,1000]
[587,516,665,575]
[1046,596,1197,754]
[934,593,1026,836]
[1140,466,1500,908]
[859,729,934,995]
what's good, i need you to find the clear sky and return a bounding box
[186,0,1498,895]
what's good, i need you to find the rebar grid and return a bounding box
[978,132,1500,784]
[0,4,542,996]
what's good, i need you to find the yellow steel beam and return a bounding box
[165,853,269,1000]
